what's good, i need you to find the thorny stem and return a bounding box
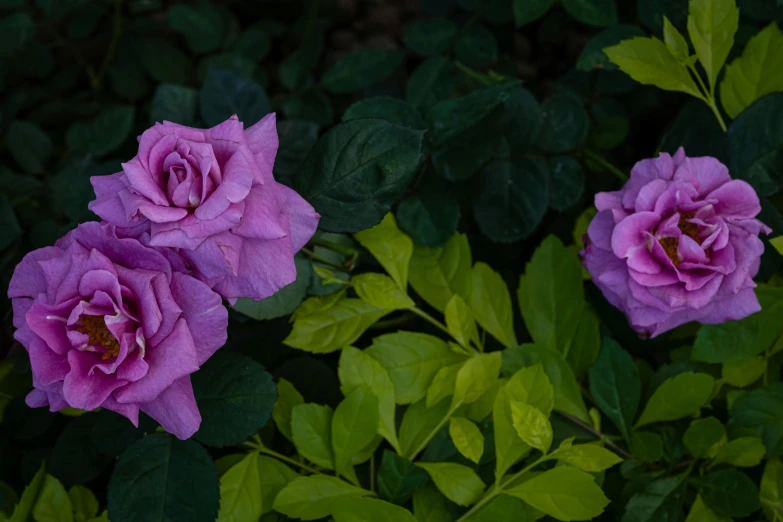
[555,411,633,460]
[583,149,628,182]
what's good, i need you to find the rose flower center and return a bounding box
[77,314,120,360]
[660,211,702,266]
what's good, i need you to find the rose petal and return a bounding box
[139,376,201,440]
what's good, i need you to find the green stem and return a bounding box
[410,307,480,354]
[687,63,727,132]
[555,411,632,460]
[310,238,356,257]
[258,447,322,476]
[455,456,548,522]
[92,0,123,89]
[583,149,628,182]
[454,61,492,86]
[301,248,345,270]
[404,403,460,460]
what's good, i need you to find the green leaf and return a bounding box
[684,417,726,458]
[339,347,399,451]
[548,156,586,212]
[274,119,319,184]
[284,298,390,353]
[68,486,98,522]
[562,0,618,26]
[518,235,583,356]
[107,433,219,522]
[445,295,479,350]
[454,353,502,406]
[367,331,468,404]
[510,401,552,453]
[416,463,485,507]
[322,49,405,94]
[273,476,370,520]
[397,189,461,248]
[720,22,783,118]
[406,57,457,114]
[425,81,520,148]
[66,105,135,157]
[279,37,322,91]
[9,464,46,522]
[257,457,298,515]
[399,398,452,458]
[588,338,640,442]
[0,196,21,251]
[427,363,463,408]
[761,458,783,522]
[687,0,739,91]
[635,372,714,427]
[622,475,686,522]
[343,97,425,129]
[663,16,691,63]
[32,475,72,522]
[291,403,335,469]
[504,344,590,422]
[449,417,484,464]
[536,93,590,153]
[403,18,458,56]
[493,385,531,482]
[216,453,262,522]
[553,443,623,472]
[729,383,783,457]
[7,121,52,174]
[192,352,276,447]
[353,273,415,310]
[506,363,555,416]
[468,263,517,348]
[332,387,380,478]
[200,67,269,127]
[604,36,702,96]
[474,158,549,243]
[377,451,429,505]
[712,436,766,467]
[577,25,647,71]
[505,466,610,521]
[272,379,304,443]
[413,485,452,522]
[409,233,473,313]
[150,84,198,126]
[630,431,664,462]
[722,356,766,388]
[504,87,543,153]
[233,28,271,62]
[454,25,497,68]
[355,213,413,290]
[167,3,222,54]
[0,12,34,58]
[296,120,424,233]
[233,255,312,320]
[685,495,731,522]
[692,469,760,518]
[333,498,418,522]
[693,286,783,363]
[513,0,554,26]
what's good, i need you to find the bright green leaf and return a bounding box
[68,486,98,522]
[454,353,502,407]
[449,417,484,464]
[354,213,413,290]
[409,233,473,313]
[722,356,766,388]
[10,464,46,522]
[333,497,418,522]
[291,403,335,469]
[273,476,370,520]
[272,379,304,443]
[352,273,415,310]
[578,25,648,71]
[216,453,262,522]
[399,398,451,459]
[553,443,623,472]
[427,363,463,408]
[510,401,552,454]
[332,386,380,478]
[685,495,731,522]
[712,436,766,467]
[445,295,479,350]
[32,475,72,522]
[417,463,485,507]
[663,16,691,63]
[684,417,726,458]
[635,372,715,427]
[257,457,298,515]
[469,263,517,348]
[687,0,739,91]
[761,458,783,522]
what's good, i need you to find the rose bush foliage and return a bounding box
[2,0,783,522]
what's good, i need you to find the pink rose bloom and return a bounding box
[7,222,228,439]
[582,148,770,338]
[89,113,319,302]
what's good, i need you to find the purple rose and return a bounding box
[7,222,228,439]
[89,114,319,302]
[582,148,770,338]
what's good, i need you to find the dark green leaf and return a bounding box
[280,89,334,127]
[167,3,222,54]
[535,93,590,153]
[474,158,548,243]
[562,0,619,27]
[577,25,647,71]
[377,451,430,505]
[638,0,688,33]
[622,475,686,522]
[279,37,323,91]
[109,61,151,102]
[455,25,498,68]
[548,156,585,211]
[397,188,460,248]
[513,0,554,26]
[504,87,542,152]
[192,351,277,447]
[659,100,728,163]
[322,49,405,94]
[196,54,255,83]
[343,97,425,129]
[232,255,312,320]
[7,120,52,174]
[730,383,783,457]
[692,469,761,518]
[107,433,219,522]
[403,18,458,55]
[630,431,664,462]
[140,37,191,84]
[589,97,630,150]
[0,13,35,59]
[294,119,424,232]
[150,84,198,125]
[0,196,21,251]
[233,28,271,62]
[274,119,320,186]
[589,338,641,442]
[683,417,725,458]
[199,67,270,127]
[66,105,135,157]
[406,57,457,114]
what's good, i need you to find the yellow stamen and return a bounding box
[77,315,120,360]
